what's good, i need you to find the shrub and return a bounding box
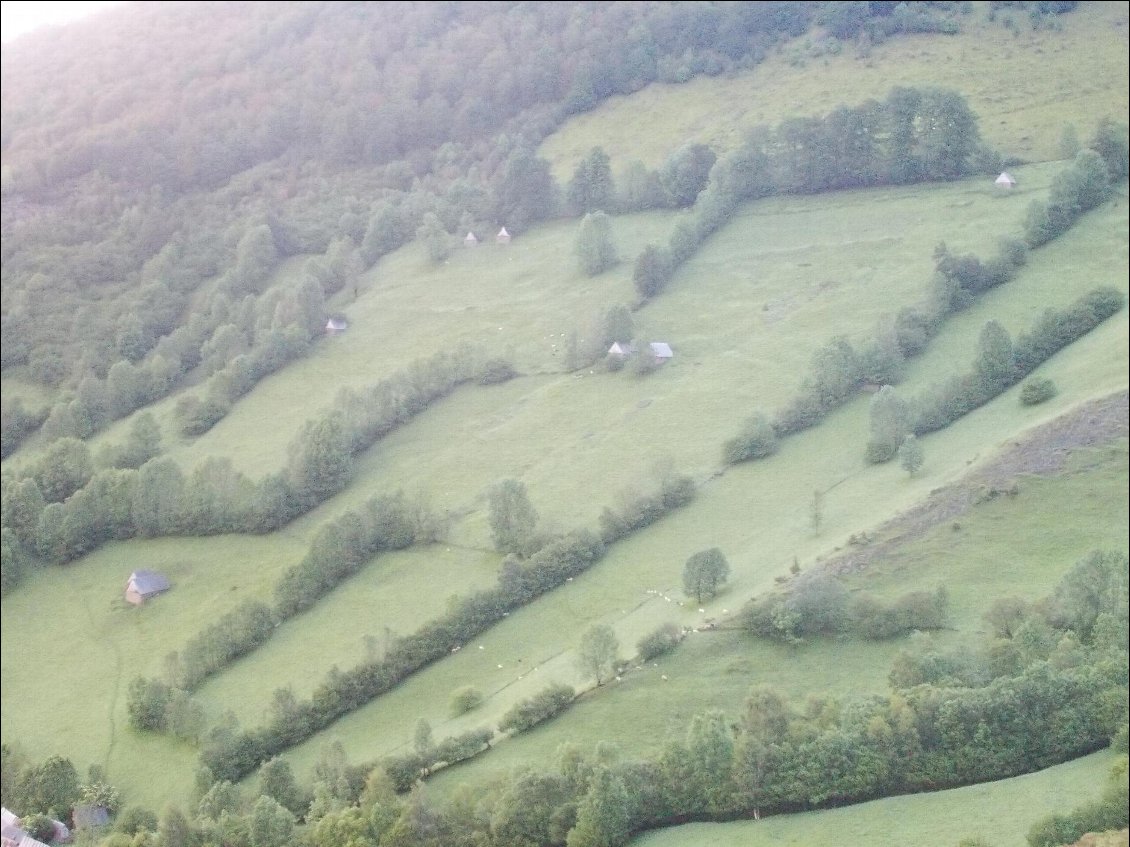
[1019,377,1057,406]
[498,684,575,734]
[477,359,518,385]
[449,686,484,716]
[722,412,779,464]
[636,622,683,661]
[22,815,56,843]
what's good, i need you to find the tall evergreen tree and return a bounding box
[567,146,615,215]
[575,212,619,276]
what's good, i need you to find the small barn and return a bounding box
[607,342,635,358]
[464,231,479,247]
[125,570,171,606]
[649,342,674,362]
[496,226,511,245]
[325,316,349,335]
[995,172,1017,188]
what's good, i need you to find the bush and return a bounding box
[449,686,484,717]
[1019,377,1057,406]
[477,359,518,385]
[722,413,779,464]
[22,814,56,842]
[636,622,683,661]
[498,684,575,734]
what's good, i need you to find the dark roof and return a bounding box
[73,806,111,829]
[128,570,171,596]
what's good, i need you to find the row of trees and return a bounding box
[721,116,1127,472]
[0,345,489,593]
[194,459,697,782]
[630,85,988,304]
[867,287,1125,462]
[192,550,1122,847]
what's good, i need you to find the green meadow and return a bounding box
[1,2,1127,827]
[633,749,1125,847]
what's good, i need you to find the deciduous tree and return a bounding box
[683,548,730,603]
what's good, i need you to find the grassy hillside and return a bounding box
[540,1,1130,177]
[1,1,1127,827]
[2,148,1126,814]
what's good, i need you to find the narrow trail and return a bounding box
[82,593,124,772]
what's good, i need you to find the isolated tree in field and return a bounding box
[866,385,912,464]
[567,146,615,215]
[413,718,435,759]
[577,624,620,686]
[898,434,924,476]
[488,479,540,557]
[574,211,619,276]
[683,548,730,603]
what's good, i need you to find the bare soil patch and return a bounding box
[821,390,1129,578]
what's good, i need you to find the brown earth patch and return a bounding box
[820,389,1129,578]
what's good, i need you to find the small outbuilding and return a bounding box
[1,808,52,847]
[464,231,479,247]
[995,172,1017,188]
[325,317,349,335]
[649,342,674,362]
[496,227,511,245]
[607,342,635,358]
[125,570,171,606]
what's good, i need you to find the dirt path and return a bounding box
[818,389,1129,578]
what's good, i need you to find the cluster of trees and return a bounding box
[0,346,487,593]
[124,491,439,733]
[744,574,949,643]
[0,747,120,826]
[498,684,579,735]
[868,287,1125,461]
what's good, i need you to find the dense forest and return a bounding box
[1,0,1022,452]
